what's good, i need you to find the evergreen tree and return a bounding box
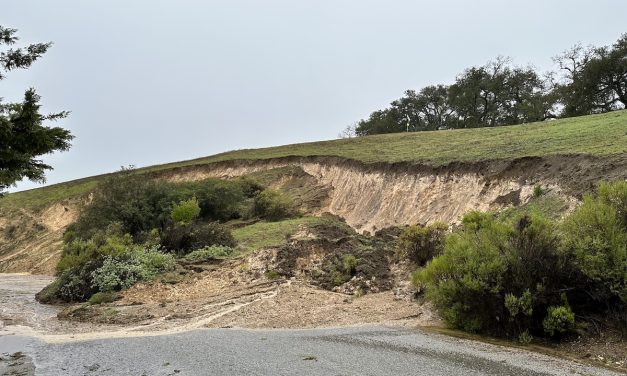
[0,25,72,194]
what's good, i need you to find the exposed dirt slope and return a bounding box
[1,154,625,274]
[0,202,80,275]
[161,155,627,233]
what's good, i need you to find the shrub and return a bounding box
[48,228,175,301]
[91,247,175,292]
[160,221,236,254]
[332,268,351,286]
[533,185,547,198]
[171,197,201,224]
[183,245,234,262]
[174,177,263,221]
[56,238,99,273]
[324,253,360,287]
[518,330,533,345]
[342,254,358,274]
[88,292,118,305]
[68,172,265,242]
[598,180,627,225]
[397,223,447,265]
[252,189,297,221]
[57,227,134,274]
[53,260,103,302]
[415,211,568,337]
[543,305,575,337]
[68,169,176,240]
[265,270,281,280]
[561,181,627,306]
[415,181,627,339]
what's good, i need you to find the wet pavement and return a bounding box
[0,274,623,376]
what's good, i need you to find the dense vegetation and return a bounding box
[414,181,627,341]
[350,34,627,136]
[39,169,298,302]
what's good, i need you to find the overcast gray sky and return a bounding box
[4,0,627,191]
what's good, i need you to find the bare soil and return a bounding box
[60,229,433,331]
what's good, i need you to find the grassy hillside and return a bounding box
[232,217,325,254]
[2,110,626,212]
[161,110,627,168]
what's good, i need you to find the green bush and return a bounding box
[171,197,201,224]
[265,270,281,280]
[183,245,234,262]
[53,260,103,302]
[67,169,176,241]
[48,228,176,301]
[252,189,297,221]
[598,180,627,225]
[415,181,627,339]
[543,305,575,337]
[57,226,134,274]
[91,247,175,292]
[518,330,533,345]
[561,181,627,306]
[397,223,447,265]
[160,221,236,254]
[323,253,361,287]
[342,254,358,274]
[533,185,547,198]
[68,172,265,243]
[414,211,568,337]
[49,172,265,302]
[173,177,262,221]
[88,292,118,305]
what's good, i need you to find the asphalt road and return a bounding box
[1,326,622,376]
[0,274,623,376]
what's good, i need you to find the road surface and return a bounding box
[0,274,622,376]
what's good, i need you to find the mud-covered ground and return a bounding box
[59,259,436,333]
[1,270,626,375]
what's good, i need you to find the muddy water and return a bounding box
[0,274,58,332]
[0,274,56,375]
[0,274,58,352]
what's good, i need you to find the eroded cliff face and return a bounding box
[163,158,576,233]
[3,153,613,274]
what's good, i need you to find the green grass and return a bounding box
[155,110,627,168]
[0,179,98,212]
[232,217,324,253]
[243,166,308,186]
[3,110,627,212]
